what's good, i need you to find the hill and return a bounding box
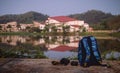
[89,14,120,30]
[105,15,120,30]
[0,10,119,30]
[0,11,49,24]
[69,10,114,25]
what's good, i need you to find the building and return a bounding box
[46,16,89,32]
[20,23,33,30]
[0,21,19,32]
[0,16,90,32]
[33,21,45,30]
[0,21,45,32]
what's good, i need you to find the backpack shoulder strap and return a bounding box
[78,39,83,65]
[82,37,91,64]
[89,36,102,62]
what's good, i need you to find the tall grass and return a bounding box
[109,32,120,37]
[0,43,47,59]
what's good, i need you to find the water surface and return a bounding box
[0,35,120,60]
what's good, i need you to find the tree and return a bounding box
[44,24,50,33]
[62,25,70,35]
[0,11,49,24]
[69,10,113,24]
[7,25,12,28]
[80,26,86,32]
[29,27,41,33]
[16,24,21,29]
[25,26,31,32]
[51,26,57,35]
[65,25,70,32]
[26,26,30,29]
[106,15,120,30]
[7,25,12,32]
[99,21,108,30]
[0,25,2,31]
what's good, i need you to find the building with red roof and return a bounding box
[45,16,89,32]
[49,16,76,22]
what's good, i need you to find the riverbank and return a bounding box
[0,58,120,73]
[0,31,119,37]
[0,31,120,37]
[0,32,40,36]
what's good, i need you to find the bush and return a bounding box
[34,51,47,58]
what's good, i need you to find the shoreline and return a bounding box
[0,31,119,38]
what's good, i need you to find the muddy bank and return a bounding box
[0,58,120,73]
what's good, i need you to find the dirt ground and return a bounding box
[0,58,120,73]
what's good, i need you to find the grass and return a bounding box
[0,43,47,59]
[0,32,41,36]
[109,32,120,37]
[78,32,111,37]
[0,48,47,59]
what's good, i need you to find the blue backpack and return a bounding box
[78,36,102,67]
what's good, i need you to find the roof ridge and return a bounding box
[49,16,76,22]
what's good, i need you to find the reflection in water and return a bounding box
[105,51,120,60]
[98,39,120,52]
[0,35,120,59]
[44,51,77,60]
[0,36,81,47]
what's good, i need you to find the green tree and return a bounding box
[99,21,108,30]
[65,25,70,32]
[7,25,12,28]
[69,10,113,24]
[79,25,86,32]
[7,25,12,32]
[51,26,57,35]
[62,25,70,35]
[0,25,2,31]
[0,11,48,24]
[106,15,120,30]
[25,26,31,32]
[16,24,21,29]
[44,24,50,33]
[26,26,30,29]
[29,27,41,33]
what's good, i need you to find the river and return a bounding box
[0,35,120,60]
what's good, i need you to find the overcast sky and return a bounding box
[0,0,120,16]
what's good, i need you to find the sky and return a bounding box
[0,0,120,16]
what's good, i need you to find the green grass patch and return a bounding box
[1,31,119,38]
[109,32,120,37]
[0,43,47,59]
[79,32,111,37]
[0,32,42,36]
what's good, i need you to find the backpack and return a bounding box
[78,36,102,67]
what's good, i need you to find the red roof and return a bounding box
[50,45,77,52]
[49,16,76,22]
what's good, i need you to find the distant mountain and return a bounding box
[0,11,49,24]
[0,10,119,30]
[69,10,114,24]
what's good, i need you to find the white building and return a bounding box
[33,21,45,30]
[46,16,89,32]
